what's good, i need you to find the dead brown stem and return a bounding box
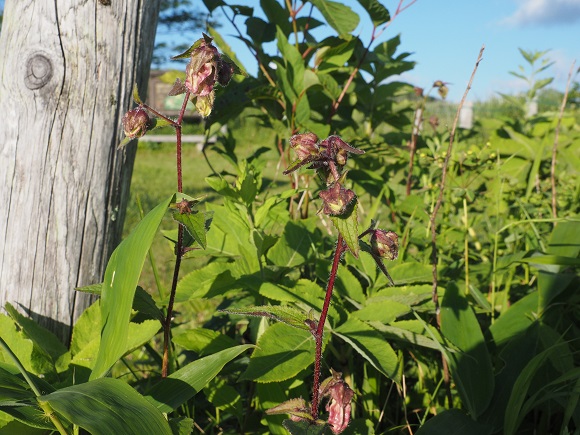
[428,45,485,404]
[551,60,576,221]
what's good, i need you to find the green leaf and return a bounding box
[309,0,360,38]
[168,417,194,435]
[172,328,237,356]
[220,305,310,331]
[504,342,568,435]
[241,323,317,383]
[90,195,173,380]
[267,220,317,267]
[172,211,209,249]
[334,318,400,383]
[488,292,538,348]
[259,280,341,324]
[204,378,242,418]
[415,409,492,435]
[547,220,580,258]
[351,300,410,323]
[316,39,356,71]
[356,0,390,26]
[517,254,580,266]
[132,287,165,323]
[283,419,327,435]
[368,321,444,351]
[174,262,239,302]
[132,84,142,104]
[329,202,359,258]
[387,261,432,285]
[74,282,103,294]
[145,345,253,413]
[39,378,172,435]
[4,303,69,374]
[276,26,305,94]
[336,266,365,304]
[441,283,493,418]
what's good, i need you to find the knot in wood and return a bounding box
[25,53,53,90]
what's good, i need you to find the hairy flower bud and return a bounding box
[185,42,219,97]
[122,107,150,139]
[320,369,353,434]
[217,59,235,86]
[370,230,399,260]
[290,133,319,160]
[319,183,355,216]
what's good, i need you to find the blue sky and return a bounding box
[200,0,580,102]
[1,0,577,102]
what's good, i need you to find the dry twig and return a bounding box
[428,45,485,406]
[551,60,577,220]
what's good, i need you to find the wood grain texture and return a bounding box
[0,0,161,343]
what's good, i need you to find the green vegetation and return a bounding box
[1,1,579,434]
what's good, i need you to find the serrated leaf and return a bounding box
[334,317,400,383]
[241,323,319,383]
[356,0,391,26]
[172,329,237,356]
[173,211,208,249]
[174,262,239,303]
[74,283,103,294]
[220,305,310,331]
[171,34,212,60]
[329,202,359,258]
[133,287,164,323]
[309,0,359,38]
[283,419,327,434]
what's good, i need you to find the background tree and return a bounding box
[0,0,161,343]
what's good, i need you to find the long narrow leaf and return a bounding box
[91,195,174,379]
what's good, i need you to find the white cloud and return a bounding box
[502,0,580,26]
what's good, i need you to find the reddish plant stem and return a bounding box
[311,234,346,420]
[161,91,191,378]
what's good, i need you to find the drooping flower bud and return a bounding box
[319,183,356,216]
[319,369,354,434]
[185,42,219,97]
[122,107,150,139]
[217,59,235,87]
[370,229,399,260]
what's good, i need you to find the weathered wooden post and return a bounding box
[0,0,160,343]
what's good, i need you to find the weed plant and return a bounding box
[0,1,579,435]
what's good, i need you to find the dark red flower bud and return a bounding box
[319,183,355,216]
[370,230,399,260]
[217,59,235,86]
[414,86,424,97]
[122,107,150,139]
[290,133,319,160]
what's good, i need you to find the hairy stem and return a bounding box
[311,235,346,420]
[162,91,191,378]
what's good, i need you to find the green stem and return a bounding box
[0,337,70,435]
